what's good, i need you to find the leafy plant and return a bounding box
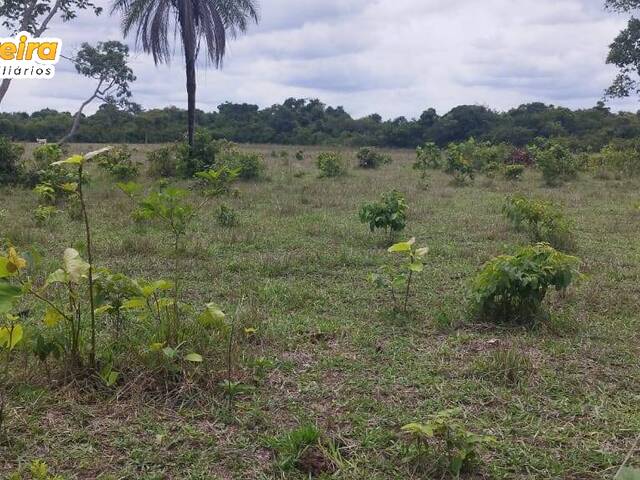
[357,147,391,169]
[118,167,239,344]
[369,238,428,313]
[147,144,180,178]
[316,152,346,178]
[504,164,524,180]
[0,136,24,186]
[359,190,408,236]
[33,205,59,226]
[50,147,112,367]
[31,144,63,171]
[470,243,581,325]
[401,409,495,478]
[95,145,139,180]
[217,148,265,180]
[216,204,238,227]
[503,195,576,251]
[530,140,578,186]
[414,142,442,174]
[444,144,474,185]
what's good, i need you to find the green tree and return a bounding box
[0,0,103,104]
[59,41,136,144]
[605,0,640,99]
[111,0,259,148]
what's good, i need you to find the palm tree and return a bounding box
[111,0,259,148]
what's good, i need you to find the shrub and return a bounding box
[216,204,238,227]
[0,137,24,185]
[444,144,474,185]
[96,146,139,180]
[504,164,524,181]
[470,243,581,325]
[32,144,63,171]
[359,190,408,236]
[458,138,510,171]
[502,195,576,251]
[176,130,233,178]
[414,142,442,173]
[357,147,391,169]
[596,143,640,177]
[368,238,428,313]
[217,149,265,180]
[401,409,495,477]
[147,144,179,178]
[507,148,535,166]
[316,152,346,178]
[530,141,578,186]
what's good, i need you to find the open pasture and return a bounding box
[1,143,639,479]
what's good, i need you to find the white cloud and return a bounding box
[1,0,637,119]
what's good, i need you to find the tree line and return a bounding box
[1,99,640,150]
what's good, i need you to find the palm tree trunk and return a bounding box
[185,54,196,149]
[178,1,197,149]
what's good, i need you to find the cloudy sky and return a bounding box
[1,0,638,118]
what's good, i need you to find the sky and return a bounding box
[1,0,638,119]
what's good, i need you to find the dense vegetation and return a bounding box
[3,99,640,150]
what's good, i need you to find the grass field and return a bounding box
[1,143,639,479]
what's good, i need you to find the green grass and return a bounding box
[1,143,639,479]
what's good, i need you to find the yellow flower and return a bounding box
[7,247,26,273]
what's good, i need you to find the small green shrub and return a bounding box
[0,137,24,185]
[470,243,581,325]
[414,142,442,173]
[33,205,59,226]
[503,195,576,251]
[401,409,495,478]
[359,190,408,235]
[504,164,525,181]
[96,145,139,180]
[147,145,179,178]
[32,144,63,171]
[217,149,265,180]
[216,204,238,227]
[369,238,428,313]
[176,130,233,178]
[357,147,391,169]
[316,152,346,178]
[530,140,578,186]
[444,144,474,185]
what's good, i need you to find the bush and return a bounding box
[504,164,524,181]
[596,143,640,177]
[503,195,575,251]
[0,136,24,185]
[470,243,581,325]
[507,148,535,166]
[458,138,510,171]
[32,143,63,171]
[414,142,442,172]
[359,190,408,235]
[96,146,139,180]
[444,144,474,185]
[176,130,233,178]
[530,140,578,186]
[217,149,265,180]
[316,152,346,178]
[147,144,179,178]
[216,204,238,227]
[357,147,391,169]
